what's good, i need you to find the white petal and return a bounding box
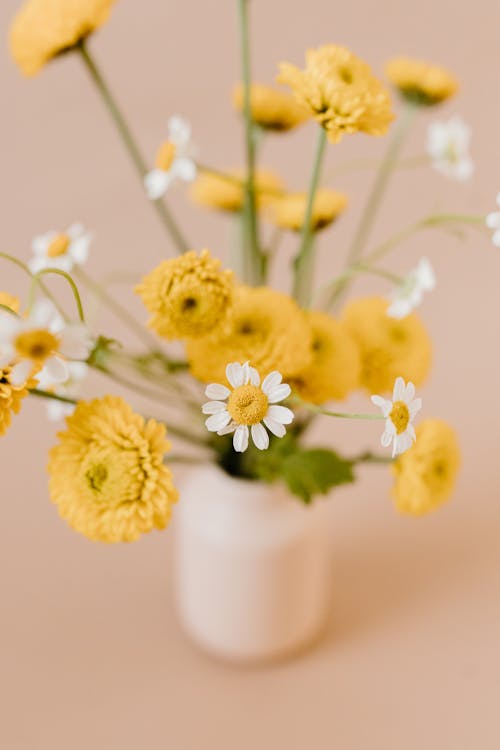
[226,362,244,388]
[267,383,291,403]
[261,371,282,394]
[409,397,422,418]
[32,232,54,256]
[386,299,412,319]
[70,235,91,265]
[28,256,48,274]
[42,356,69,384]
[205,410,231,432]
[486,212,500,229]
[67,361,88,381]
[403,381,416,403]
[417,258,436,291]
[247,365,260,386]
[381,427,394,448]
[393,431,413,457]
[202,400,227,415]
[371,395,392,417]
[67,223,84,239]
[393,377,405,402]
[167,115,191,146]
[30,299,57,328]
[233,424,249,453]
[267,404,294,425]
[10,360,33,386]
[205,383,230,400]
[172,157,197,183]
[263,415,286,438]
[493,230,500,248]
[217,422,237,436]
[0,349,14,368]
[251,422,269,450]
[47,400,74,422]
[144,169,171,200]
[58,325,92,360]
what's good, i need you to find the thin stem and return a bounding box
[352,451,393,465]
[30,268,85,322]
[293,127,328,306]
[0,251,67,319]
[292,397,384,421]
[167,454,210,465]
[30,388,77,405]
[77,42,189,254]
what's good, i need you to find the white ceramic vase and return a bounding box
[174,464,332,663]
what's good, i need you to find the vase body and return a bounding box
[174,464,332,663]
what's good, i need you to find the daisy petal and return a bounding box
[381,429,393,448]
[404,381,416,402]
[263,415,286,438]
[233,424,249,453]
[173,157,197,183]
[144,169,171,200]
[393,377,405,402]
[205,411,231,432]
[247,365,260,386]
[371,395,392,417]
[267,405,294,425]
[261,371,282,394]
[217,422,237,436]
[409,398,422,417]
[226,362,244,388]
[251,423,269,450]
[202,400,227,415]
[59,325,92,360]
[205,383,230,400]
[42,356,69,385]
[9,360,32,386]
[267,383,291,403]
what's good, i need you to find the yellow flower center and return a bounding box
[47,233,71,258]
[85,463,109,493]
[156,141,177,171]
[390,401,410,435]
[227,384,268,425]
[14,329,59,362]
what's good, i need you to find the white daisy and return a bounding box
[144,115,197,200]
[371,377,422,458]
[0,300,93,387]
[486,193,500,247]
[29,223,92,274]
[387,257,436,319]
[37,361,88,422]
[427,116,474,181]
[203,361,294,453]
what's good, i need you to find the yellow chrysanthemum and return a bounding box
[342,297,432,393]
[278,45,394,144]
[0,363,32,436]
[136,249,234,341]
[232,83,310,132]
[187,286,312,384]
[9,0,115,76]
[0,293,21,314]
[392,419,461,516]
[266,188,348,232]
[288,311,360,404]
[385,57,458,106]
[48,396,178,543]
[190,168,284,213]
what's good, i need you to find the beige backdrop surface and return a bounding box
[1,1,500,748]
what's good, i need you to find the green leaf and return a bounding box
[281,448,355,504]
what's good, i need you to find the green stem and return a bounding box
[292,397,384,421]
[30,388,77,406]
[30,269,85,322]
[352,451,393,465]
[293,127,328,306]
[77,42,190,254]
[0,251,67,319]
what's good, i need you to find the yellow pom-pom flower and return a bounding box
[266,188,348,232]
[278,45,394,144]
[48,396,178,543]
[9,0,115,77]
[342,297,432,393]
[232,83,310,132]
[288,311,360,404]
[190,168,283,214]
[136,249,234,341]
[0,293,21,314]
[0,362,33,437]
[187,286,312,384]
[391,419,461,515]
[385,57,458,106]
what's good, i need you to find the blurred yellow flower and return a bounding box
[0,362,33,437]
[9,0,115,76]
[266,188,347,232]
[385,57,458,106]
[48,396,178,543]
[288,311,360,404]
[190,168,283,213]
[342,297,432,393]
[0,293,21,314]
[187,286,312,384]
[232,83,310,132]
[392,419,461,515]
[278,45,394,144]
[136,249,234,341]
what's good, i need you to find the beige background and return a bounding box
[1,0,500,748]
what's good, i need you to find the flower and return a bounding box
[9,0,115,76]
[387,258,436,319]
[427,116,473,181]
[371,376,422,457]
[29,222,92,274]
[0,300,93,386]
[385,57,458,106]
[266,188,347,232]
[190,168,283,213]
[486,194,500,247]
[288,311,360,404]
[48,396,178,542]
[232,83,309,132]
[187,286,312,384]
[37,360,88,421]
[144,116,197,200]
[0,362,34,437]
[0,293,21,314]
[391,419,460,515]
[342,297,432,393]
[278,45,394,144]
[203,361,294,452]
[136,249,234,340]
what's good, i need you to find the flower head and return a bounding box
[10,0,114,76]
[427,116,473,181]
[0,361,35,437]
[29,222,92,274]
[203,362,294,452]
[187,286,312,384]
[190,168,283,213]
[371,377,422,457]
[342,297,432,393]
[144,116,197,200]
[288,311,360,404]
[486,193,500,247]
[0,293,21,314]
[385,57,458,106]
[232,83,309,132]
[266,188,347,232]
[278,45,394,143]
[392,419,460,515]
[48,396,178,542]
[136,249,234,340]
[387,258,436,319]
